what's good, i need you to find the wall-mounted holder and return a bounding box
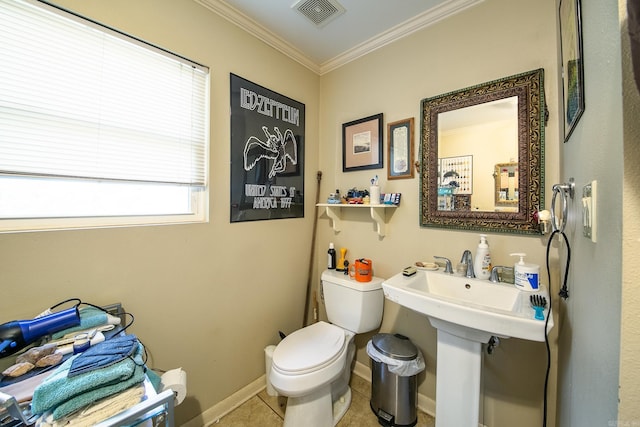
[551,178,575,232]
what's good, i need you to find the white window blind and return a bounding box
[0,0,210,231]
[0,0,209,186]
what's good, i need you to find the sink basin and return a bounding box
[383,269,553,342]
[384,268,554,427]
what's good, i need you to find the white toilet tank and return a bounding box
[321,270,384,333]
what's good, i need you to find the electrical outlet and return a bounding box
[101,303,125,324]
[102,303,123,317]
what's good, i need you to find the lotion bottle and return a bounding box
[474,234,492,280]
[510,253,540,291]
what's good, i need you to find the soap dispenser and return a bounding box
[474,234,492,280]
[510,253,540,291]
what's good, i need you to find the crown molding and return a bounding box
[194,0,321,74]
[194,0,483,76]
[319,0,484,75]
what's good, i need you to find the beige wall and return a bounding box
[0,1,320,425]
[620,0,640,423]
[317,0,560,426]
[555,0,626,425]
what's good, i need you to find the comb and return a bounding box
[530,294,547,321]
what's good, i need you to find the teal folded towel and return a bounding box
[51,362,144,420]
[146,369,162,393]
[31,338,145,420]
[51,307,108,339]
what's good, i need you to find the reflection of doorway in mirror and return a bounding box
[494,162,519,207]
[438,96,518,211]
[440,155,472,195]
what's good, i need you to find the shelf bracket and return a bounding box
[320,204,394,237]
[324,206,342,233]
[370,206,387,237]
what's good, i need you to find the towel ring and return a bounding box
[551,178,575,233]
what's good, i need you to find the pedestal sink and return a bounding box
[382,270,553,427]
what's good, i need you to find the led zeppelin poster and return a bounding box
[230,74,305,222]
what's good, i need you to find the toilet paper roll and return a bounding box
[370,185,381,205]
[160,368,187,405]
[264,345,278,397]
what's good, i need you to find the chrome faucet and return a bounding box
[460,250,475,278]
[490,266,502,283]
[433,256,453,274]
[490,265,509,283]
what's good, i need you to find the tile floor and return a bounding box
[214,374,435,427]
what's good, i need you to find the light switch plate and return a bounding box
[582,181,597,242]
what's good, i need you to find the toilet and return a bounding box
[270,270,384,427]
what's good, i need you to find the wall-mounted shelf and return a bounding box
[316,204,398,237]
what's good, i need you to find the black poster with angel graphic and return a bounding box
[230,74,305,222]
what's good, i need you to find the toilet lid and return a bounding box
[272,321,346,374]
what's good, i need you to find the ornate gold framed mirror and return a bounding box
[419,69,545,234]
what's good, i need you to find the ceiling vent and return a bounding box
[292,0,346,28]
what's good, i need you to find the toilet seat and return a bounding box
[272,321,346,375]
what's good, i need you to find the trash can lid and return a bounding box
[372,333,418,360]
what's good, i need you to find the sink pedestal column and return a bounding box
[435,329,482,427]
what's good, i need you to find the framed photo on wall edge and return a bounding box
[342,113,383,172]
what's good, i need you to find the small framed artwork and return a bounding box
[387,118,414,180]
[342,113,383,172]
[559,0,584,142]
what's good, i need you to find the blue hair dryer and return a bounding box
[0,307,80,357]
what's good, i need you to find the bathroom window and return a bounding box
[0,0,210,232]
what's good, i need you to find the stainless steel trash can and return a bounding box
[369,333,419,427]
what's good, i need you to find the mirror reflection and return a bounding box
[494,162,519,209]
[420,69,545,234]
[438,97,518,212]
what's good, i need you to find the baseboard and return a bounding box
[188,363,487,427]
[351,358,372,383]
[182,375,266,427]
[352,360,436,418]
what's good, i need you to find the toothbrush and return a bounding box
[530,294,547,321]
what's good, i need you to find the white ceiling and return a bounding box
[194,0,483,74]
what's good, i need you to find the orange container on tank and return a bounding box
[349,258,373,282]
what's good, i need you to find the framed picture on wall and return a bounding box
[387,117,414,180]
[342,113,383,172]
[229,73,305,222]
[559,0,585,142]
